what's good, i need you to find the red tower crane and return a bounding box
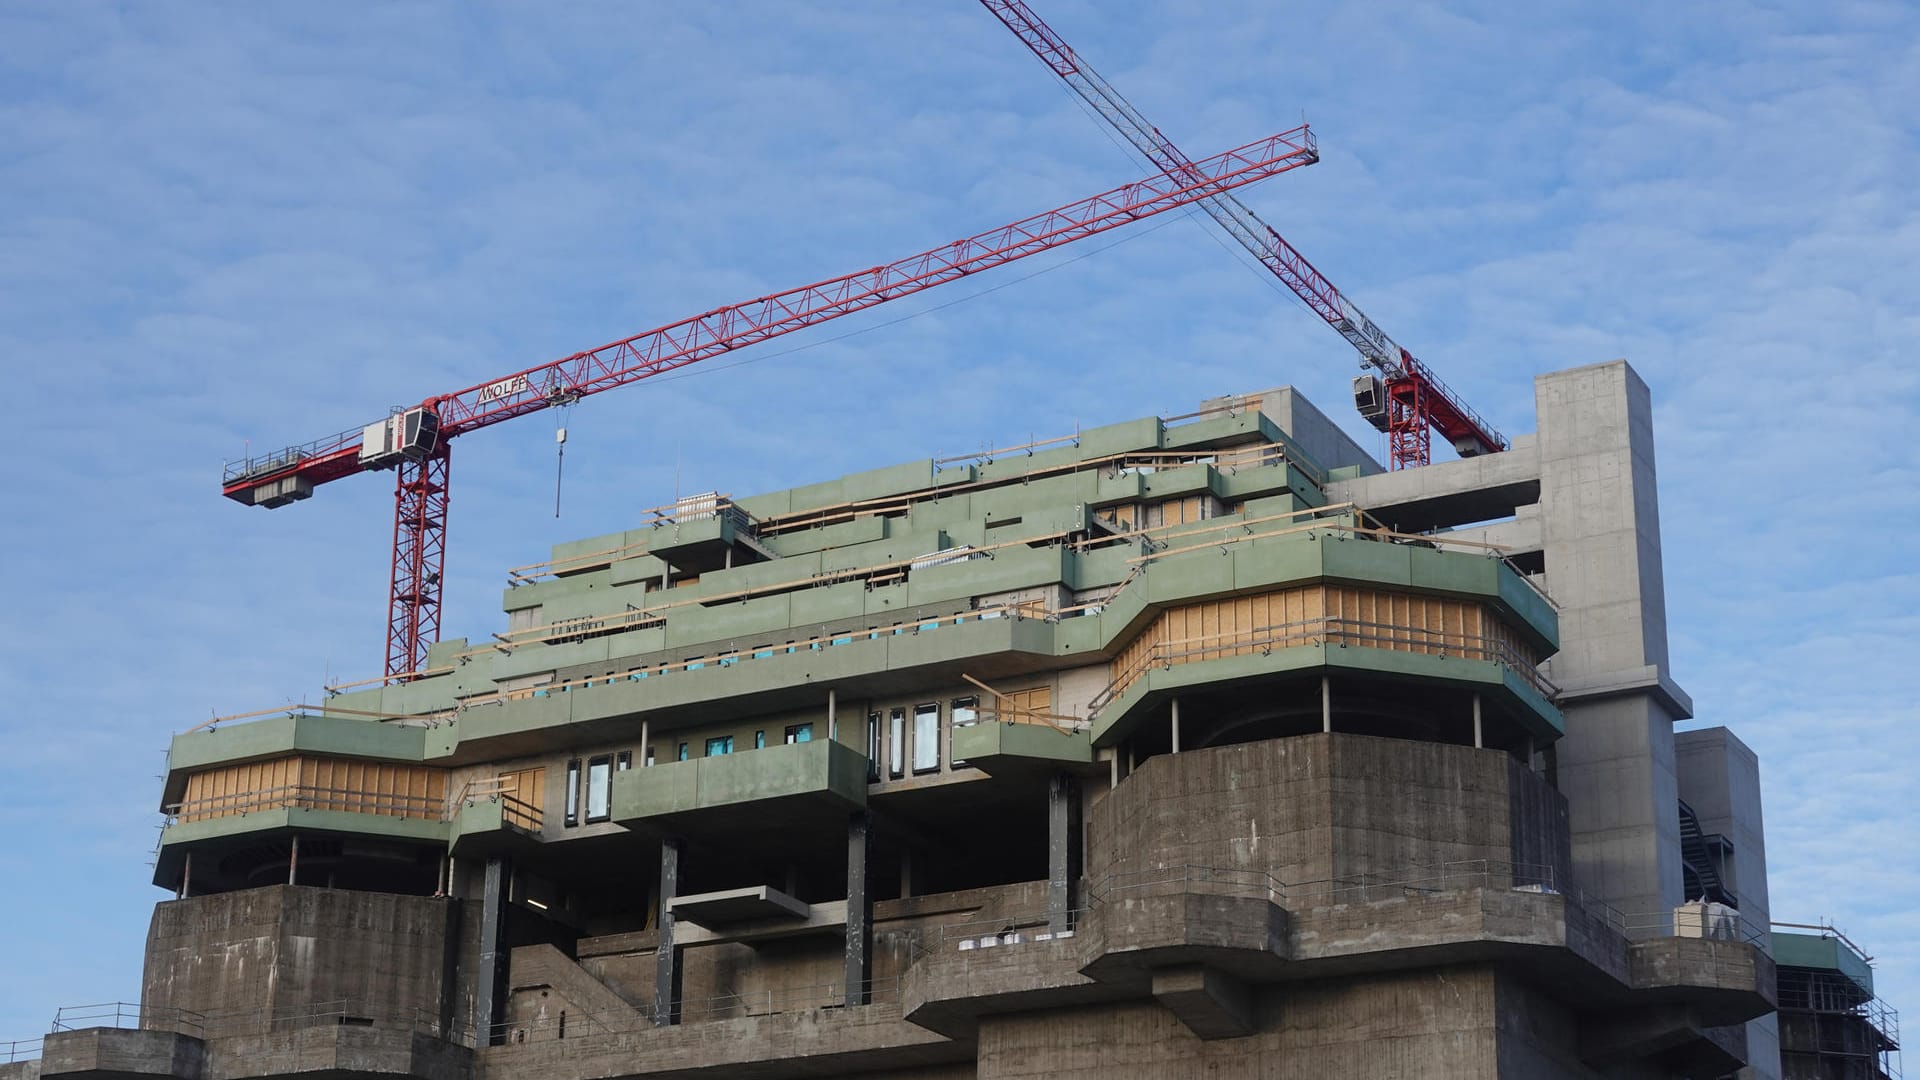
[222,125,1321,679]
[980,0,1507,471]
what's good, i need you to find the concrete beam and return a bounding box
[1150,965,1255,1040]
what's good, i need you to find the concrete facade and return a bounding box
[7,367,1814,1079]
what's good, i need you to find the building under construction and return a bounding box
[4,362,1900,1080]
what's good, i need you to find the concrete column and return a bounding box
[1170,698,1181,754]
[654,839,684,1026]
[828,689,838,742]
[288,833,299,885]
[1321,676,1332,733]
[899,848,914,899]
[178,853,191,900]
[1535,362,1691,916]
[639,719,649,766]
[1109,749,1119,789]
[845,812,872,1006]
[1047,773,1083,932]
[1473,694,1484,749]
[474,856,509,1045]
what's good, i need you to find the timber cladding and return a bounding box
[1108,583,1545,701]
[174,755,446,823]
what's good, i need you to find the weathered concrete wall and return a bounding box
[142,886,451,1034]
[1088,733,1567,890]
[975,969,1501,1079]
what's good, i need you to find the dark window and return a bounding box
[706,735,734,757]
[889,709,905,778]
[867,712,882,781]
[754,730,766,750]
[644,745,655,767]
[951,697,977,768]
[913,704,940,773]
[784,723,813,745]
[586,755,612,823]
[616,751,632,771]
[677,742,690,762]
[564,759,581,827]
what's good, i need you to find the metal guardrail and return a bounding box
[51,1002,205,1035]
[1092,614,1558,717]
[2,1037,42,1064]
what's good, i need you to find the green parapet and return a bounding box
[151,807,449,890]
[167,713,430,775]
[611,738,866,830]
[1772,931,1876,997]
[447,795,545,859]
[951,721,1096,778]
[1089,643,1564,749]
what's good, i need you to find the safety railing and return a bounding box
[2,1037,42,1064]
[444,778,543,833]
[506,494,751,585]
[1090,614,1558,718]
[164,785,444,827]
[50,1002,206,1036]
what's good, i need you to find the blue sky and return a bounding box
[1,0,1914,1039]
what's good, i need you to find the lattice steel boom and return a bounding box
[221,125,1320,677]
[980,0,1507,470]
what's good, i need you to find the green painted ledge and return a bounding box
[611,738,867,823]
[952,721,1096,776]
[1090,643,1565,748]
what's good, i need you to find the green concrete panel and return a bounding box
[607,553,669,588]
[952,722,1094,769]
[611,738,865,822]
[663,593,794,650]
[934,463,975,487]
[1158,412,1268,452]
[1139,549,1237,606]
[1771,932,1875,995]
[168,714,430,773]
[491,637,613,680]
[646,514,731,560]
[1089,643,1563,747]
[1074,416,1163,460]
[1092,473,1147,507]
[734,489,791,519]
[1496,567,1560,652]
[1213,463,1314,504]
[840,459,938,505]
[548,529,631,568]
[1138,463,1214,501]
[790,582,869,627]
[157,806,448,851]
[1319,534,1416,588]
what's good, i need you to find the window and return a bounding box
[616,751,632,771]
[913,703,939,774]
[784,723,813,745]
[754,730,766,750]
[564,759,581,827]
[706,735,734,757]
[889,709,905,778]
[677,742,690,762]
[951,697,977,768]
[644,745,655,767]
[867,712,882,781]
[586,755,612,823]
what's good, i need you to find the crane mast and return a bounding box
[980,0,1507,470]
[222,125,1321,678]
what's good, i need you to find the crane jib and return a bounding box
[221,123,1318,509]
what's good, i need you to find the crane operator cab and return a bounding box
[358,407,442,469]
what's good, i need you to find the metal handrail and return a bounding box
[3,1037,43,1064]
[1090,613,1558,717]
